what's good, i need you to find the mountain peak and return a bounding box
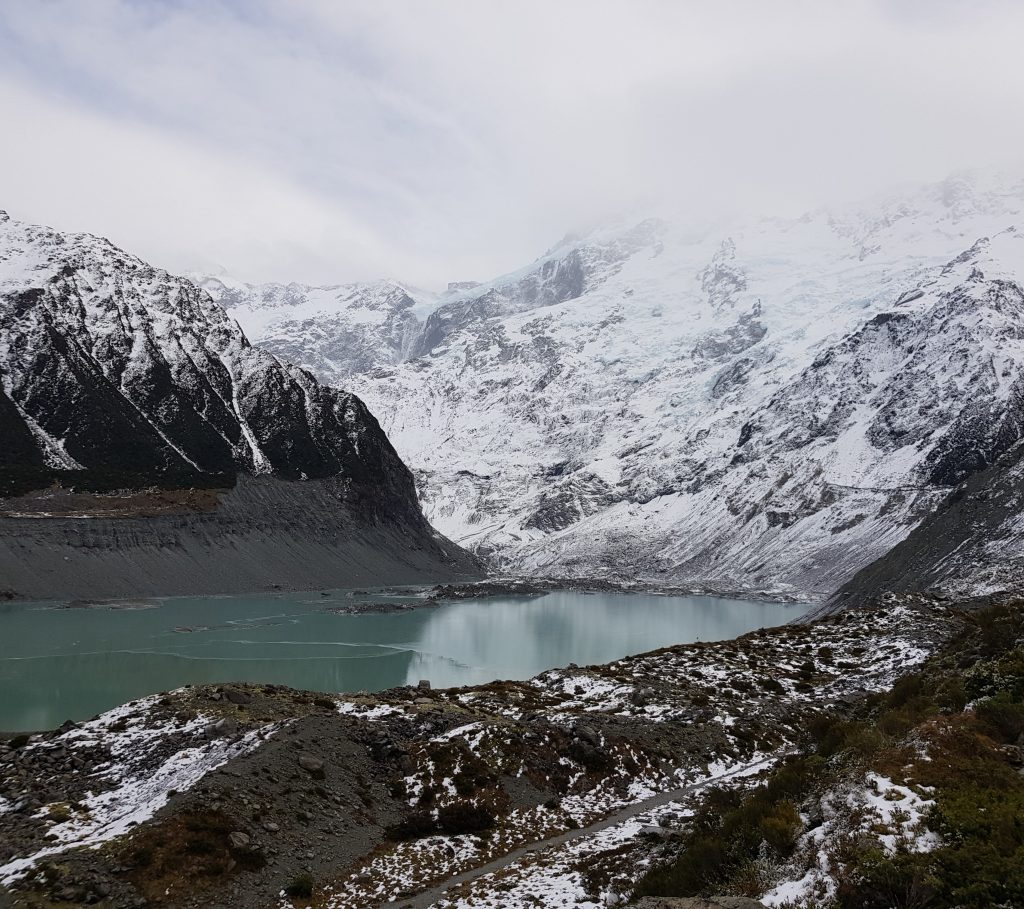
[0,212,425,514]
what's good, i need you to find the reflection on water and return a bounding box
[0,589,805,731]
[401,592,803,688]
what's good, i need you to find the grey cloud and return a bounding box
[0,0,1022,286]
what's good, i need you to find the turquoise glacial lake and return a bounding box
[0,589,805,731]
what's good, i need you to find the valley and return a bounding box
[3,173,1024,909]
[4,6,1024,907]
[0,587,801,732]
[0,588,973,909]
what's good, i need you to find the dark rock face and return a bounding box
[699,237,748,312]
[0,211,423,522]
[0,386,44,467]
[523,473,617,533]
[693,308,767,361]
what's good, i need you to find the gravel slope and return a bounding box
[0,475,480,601]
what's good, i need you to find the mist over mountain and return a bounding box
[205,171,1024,599]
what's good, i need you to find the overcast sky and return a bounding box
[2,0,1024,287]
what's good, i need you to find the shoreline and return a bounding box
[0,583,811,738]
[429,575,815,604]
[1,575,816,612]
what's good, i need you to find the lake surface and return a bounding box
[0,589,805,731]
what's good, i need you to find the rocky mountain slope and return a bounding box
[210,172,1024,599]
[830,437,1024,606]
[195,275,430,380]
[0,211,479,598]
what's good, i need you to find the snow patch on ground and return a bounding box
[760,771,938,908]
[0,698,278,885]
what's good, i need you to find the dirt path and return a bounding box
[383,752,788,908]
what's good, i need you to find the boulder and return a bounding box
[298,753,325,777]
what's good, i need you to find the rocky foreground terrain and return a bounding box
[211,171,1024,600]
[5,588,1016,909]
[0,210,479,598]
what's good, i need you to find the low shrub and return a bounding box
[836,849,938,909]
[385,801,496,840]
[384,811,437,841]
[974,694,1024,744]
[437,802,496,835]
[284,872,314,898]
[934,676,968,712]
[885,674,925,708]
[635,757,811,897]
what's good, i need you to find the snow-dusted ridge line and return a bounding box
[0,210,484,598]
[0,208,424,496]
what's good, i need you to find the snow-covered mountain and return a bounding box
[0,210,429,520]
[0,209,482,598]
[204,172,1024,598]
[196,275,435,379]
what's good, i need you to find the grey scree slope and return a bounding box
[0,476,481,601]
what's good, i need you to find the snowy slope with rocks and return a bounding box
[197,274,433,379]
[209,173,1024,598]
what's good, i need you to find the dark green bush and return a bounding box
[437,802,495,835]
[385,801,496,840]
[886,674,925,709]
[635,758,810,897]
[798,659,817,680]
[934,676,968,712]
[836,849,938,909]
[384,811,437,841]
[974,694,1024,744]
[284,872,314,898]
